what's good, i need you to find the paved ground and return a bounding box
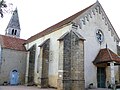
[87,88,120,90]
[0,86,56,90]
[88,88,111,90]
[0,86,119,90]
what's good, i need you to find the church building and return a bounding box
[0,8,27,85]
[24,1,120,89]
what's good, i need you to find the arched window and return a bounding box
[11,29,17,35]
[14,30,17,35]
[12,29,14,35]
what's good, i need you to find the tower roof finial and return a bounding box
[96,0,98,2]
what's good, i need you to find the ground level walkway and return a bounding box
[88,88,119,90]
[0,86,56,90]
[0,86,119,90]
[88,88,111,90]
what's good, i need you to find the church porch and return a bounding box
[93,48,120,89]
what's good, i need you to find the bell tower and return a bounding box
[5,8,21,38]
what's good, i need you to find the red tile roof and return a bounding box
[0,35,26,51]
[93,48,120,65]
[25,3,95,44]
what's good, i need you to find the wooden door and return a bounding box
[97,67,106,88]
[10,70,19,85]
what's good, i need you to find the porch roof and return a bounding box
[93,48,120,65]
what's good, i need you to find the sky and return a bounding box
[0,0,120,40]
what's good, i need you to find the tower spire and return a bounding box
[5,7,21,38]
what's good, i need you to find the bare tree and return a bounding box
[0,0,7,18]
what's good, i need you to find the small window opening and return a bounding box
[14,30,17,35]
[11,29,17,35]
[12,29,14,35]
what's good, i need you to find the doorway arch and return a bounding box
[10,70,19,85]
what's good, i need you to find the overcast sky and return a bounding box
[0,0,120,40]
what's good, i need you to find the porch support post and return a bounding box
[25,51,30,85]
[110,62,115,87]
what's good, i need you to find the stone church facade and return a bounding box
[0,8,27,85]
[25,1,120,89]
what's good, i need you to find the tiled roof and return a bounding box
[93,48,120,65]
[0,35,26,51]
[26,3,95,44]
[117,45,120,55]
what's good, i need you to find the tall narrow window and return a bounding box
[12,29,14,35]
[14,30,17,35]
[11,29,17,35]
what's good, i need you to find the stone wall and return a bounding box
[28,45,36,85]
[41,40,50,87]
[0,49,27,85]
[70,31,84,90]
[58,31,84,90]
[63,32,71,90]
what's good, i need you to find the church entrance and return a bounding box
[93,48,120,88]
[10,70,19,85]
[97,67,106,88]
